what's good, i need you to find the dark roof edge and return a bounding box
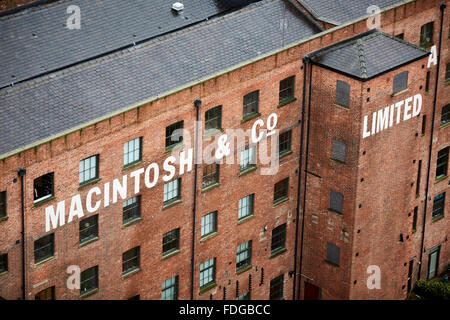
[296,0,340,25]
[286,0,324,32]
[0,0,58,18]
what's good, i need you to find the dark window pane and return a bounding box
[0,254,7,273]
[79,214,98,243]
[432,193,445,219]
[446,63,450,82]
[332,140,346,162]
[33,173,54,202]
[243,91,259,117]
[436,147,449,179]
[163,229,180,255]
[205,106,222,131]
[122,247,140,274]
[80,266,98,295]
[326,242,340,266]
[34,233,54,263]
[274,178,289,203]
[35,286,55,300]
[123,196,141,223]
[395,33,404,40]
[336,80,350,107]
[202,163,219,188]
[329,190,343,213]
[0,191,5,218]
[393,71,408,94]
[271,224,286,253]
[279,130,292,155]
[420,22,433,47]
[236,241,252,271]
[279,76,295,103]
[166,121,184,148]
[441,104,450,126]
[269,275,284,300]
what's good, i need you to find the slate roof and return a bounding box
[298,0,406,25]
[0,0,229,89]
[306,30,430,81]
[0,0,321,159]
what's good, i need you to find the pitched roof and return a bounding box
[298,0,406,25]
[0,0,229,89]
[306,30,430,81]
[0,0,321,159]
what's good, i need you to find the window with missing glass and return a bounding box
[166,121,183,149]
[201,211,217,238]
[329,190,343,213]
[240,146,256,172]
[393,71,408,94]
[162,276,179,300]
[35,286,55,300]
[79,155,99,184]
[335,80,350,108]
[124,137,142,166]
[0,254,7,273]
[441,104,450,126]
[238,194,254,220]
[205,106,222,132]
[123,196,141,224]
[34,233,54,263]
[331,140,346,163]
[436,147,449,179]
[33,172,54,203]
[122,246,140,274]
[80,266,98,296]
[271,224,286,254]
[274,178,289,203]
[0,191,5,218]
[269,274,284,300]
[326,242,340,266]
[420,22,433,47]
[200,258,216,288]
[163,179,180,205]
[163,228,180,256]
[279,76,295,104]
[278,130,292,155]
[432,192,445,220]
[79,214,98,244]
[236,241,252,271]
[202,163,219,188]
[243,91,259,118]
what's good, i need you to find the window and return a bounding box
[201,211,217,238]
[446,63,450,82]
[122,246,140,274]
[35,286,55,300]
[420,22,433,47]
[128,295,140,300]
[335,80,350,108]
[79,155,99,184]
[331,140,346,163]
[200,258,216,288]
[166,121,183,149]
[412,206,418,231]
[123,196,141,224]
[425,71,430,92]
[326,242,340,266]
[441,104,450,126]
[0,254,7,273]
[279,76,295,103]
[237,292,250,300]
[329,190,343,214]
[436,147,449,179]
[395,33,404,40]
[163,178,180,205]
[269,275,284,300]
[124,137,142,166]
[205,106,222,132]
[80,266,98,296]
[427,245,440,280]
[278,130,292,155]
[422,115,427,134]
[33,172,54,203]
[432,193,445,220]
[274,178,289,203]
[393,71,408,94]
[34,233,54,263]
[271,224,286,254]
[240,146,256,172]
[162,276,178,300]
[79,214,98,244]
[243,91,259,118]
[236,241,252,271]
[202,163,219,188]
[0,191,5,218]
[416,160,422,195]
[163,228,180,255]
[238,194,254,220]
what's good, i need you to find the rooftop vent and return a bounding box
[172,2,184,12]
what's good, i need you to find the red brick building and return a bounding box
[0,0,448,300]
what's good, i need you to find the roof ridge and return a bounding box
[356,39,367,79]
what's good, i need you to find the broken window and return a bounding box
[33,173,54,202]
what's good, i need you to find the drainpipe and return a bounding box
[190,98,201,299]
[18,167,26,300]
[417,2,446,280]
[292,59,308,299]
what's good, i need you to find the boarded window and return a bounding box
[331,140,346,163]
[329,190,343,213]
[393,71,408,94]
[326,243,340,266]
[335,80,350,108]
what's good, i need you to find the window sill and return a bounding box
[164,143,183,154]
[236,265,252,275]
[79,236,99,248]
[420,42,434,49]
[32,196,56,208]
[239,166,257,177]
[445,80,450,86]
[122,160,144,173]
[279,150,293,160]
[200,231,218,243]
[391,88,408,98]
[440,122,450,129]
[78,178,101,191]
[122,267,141,280]
[273,197,289,207]
[324,260,340,268]
[0,270,8,278]
[201,182,220,193]
[241,112,261,124]
[333,103,350,110]
[0,216,8,223]
[237,214,255,225]
[431,215,444,224]
[270,248,287,259]
[162,199,182,210]
[199,282,217,295]
[161,249,181,261]
[204,128,224,140]
[277,97,297,108]
[122,217,142,228]
[328,208,343,215]
[80,288,99,299]
[34,255,55,267]
[435,175,448,184]
[331,158,346,165]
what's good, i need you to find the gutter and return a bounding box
[17,167,26,300]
